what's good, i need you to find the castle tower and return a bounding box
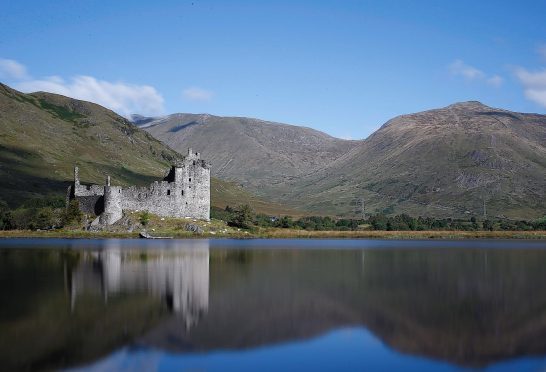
[100,181,122,225]
[165,148,210,220]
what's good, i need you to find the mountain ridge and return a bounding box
[290,101,546,218]
[138,102,546,219]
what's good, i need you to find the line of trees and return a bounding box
[213,205,546,231]
[1,199,544,232]
[0,197,83,230]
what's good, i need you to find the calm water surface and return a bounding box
[1,238,546,371]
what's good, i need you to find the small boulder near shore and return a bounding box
[184,223,203,234]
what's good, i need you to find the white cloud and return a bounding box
[182,87,214,102]
[449,59,485,80]
[486,75,504,87]
[2,57,165,117]
[514,68,546,87]
[514,67,546,108]
[448,59,503,87]
[14,74,164,117]
[0,58,29,80]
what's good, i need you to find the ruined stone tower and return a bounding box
[68,148,210,225]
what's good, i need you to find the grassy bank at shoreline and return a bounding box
[1,229,545,240]
[1,212,545,240]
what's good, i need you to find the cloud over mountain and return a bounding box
[515,67,546,109]
[15,75,165,118]
[449,59,503,87]
[1,57,165,117]
[0,58,29,80]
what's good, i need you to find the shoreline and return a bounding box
[0,230,545,240]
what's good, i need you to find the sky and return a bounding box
[1,0,546,139]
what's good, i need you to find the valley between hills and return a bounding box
[140,103,545,219]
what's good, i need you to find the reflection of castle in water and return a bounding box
[70,240,209,329]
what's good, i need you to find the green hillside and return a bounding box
[0,83,297,215]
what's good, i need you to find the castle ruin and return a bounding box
[68,148,210,224]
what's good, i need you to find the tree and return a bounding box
[228,204,254,229]
[35,207,55,229]
[62,199,83,226]
[470,216,479,230]
[482,219,494,231]
[0,200,12,230]
[277,216,294,228]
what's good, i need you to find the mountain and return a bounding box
[0,83,296,214]
[290,101,546,218]
[140,113,360,199]
[141,103,546,219]
[3,81,543,219]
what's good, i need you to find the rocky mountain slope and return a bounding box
[141,113,360,198]
[290,102,546,218]
[0,83,296,214]
[141,103,546,219]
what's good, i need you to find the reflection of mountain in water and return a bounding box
[70,240,209,329]
[137,247,546,367]
[3,241,546,371]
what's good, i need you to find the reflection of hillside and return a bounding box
[71,240,210,329]
[3,243,546,370]
[0,249,165,371]
[138,248,546,367]
[357,249,546,366]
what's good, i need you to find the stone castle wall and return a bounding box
[72,185,104,215]
[70,148,210,224]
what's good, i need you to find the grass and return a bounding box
[1,218,545,241]
[210,178,305,216]
[36,98,86,123]
[255,229,546,239]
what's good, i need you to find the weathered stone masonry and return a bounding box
[67,148,210,224]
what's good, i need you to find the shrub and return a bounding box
[228,204,255,229]
[11,208,36,230]
[139,211,151,226]
[61,199,83,226]
[482,219,494,231]
[276,216,294,229]
[35,207,55,229]
[0,200,12,230]
[211,206,235,221]
[255,213,275,227]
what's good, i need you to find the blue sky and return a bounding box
[1,0,546,139]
